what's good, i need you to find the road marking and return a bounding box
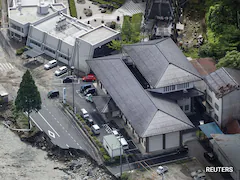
[38,112,60,137]
[65,130,68,133]
[71,136,73,139]
[48,130,56,138]
[77,143,79,146]
[74,139,76,142]
[49,111,51,114]
[29,115,43,131]
[66,144,69,147]
[62,126,65,130]
[68,133,70,136]
[60,124,62,126]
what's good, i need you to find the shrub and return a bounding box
[121,172,130,180]
[16,47,27,56]
[69,0,77,18]
[95,139,102,148]
[84,125,91,132]
[99,147,106,155]
[103,154,111,162]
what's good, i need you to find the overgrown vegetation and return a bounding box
[69,0,77,18]
[216,50,240,69]
[200,0,240,59]
[108,13,143,51]
[16,46,27,56]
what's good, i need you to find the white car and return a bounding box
[44,60,57,70]
[194,173,206,180]
[156,166,168,175]
[191,170,205,178]
[55,66,68,76]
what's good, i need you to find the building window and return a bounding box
[172,85,175,90]
[215,103,219,111]
[185,105,189,111]
[207,94,212,103]
[214,114,219,121]
[44,47,55,54]
[11,23,22,32]
[30,40,41,47]
[59,53,69,60]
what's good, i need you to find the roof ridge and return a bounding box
[123,38,169,47]
[145,92,194,129]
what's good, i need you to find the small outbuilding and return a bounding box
[103,134,123,158]
[0,84,8,104]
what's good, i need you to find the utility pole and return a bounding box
[120,140,123,177]
[68,49,70,75]
[71,66,75,113]
[172,0,180,43]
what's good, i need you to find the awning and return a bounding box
[92,96,118,113]
[24,49,43,58]
[199,122,223,138]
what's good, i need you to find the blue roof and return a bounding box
[199,122,223,138]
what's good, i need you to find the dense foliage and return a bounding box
[108,13,143,50]
[216,50,240,69]
[201,0,240,59]
[15,70,41,129]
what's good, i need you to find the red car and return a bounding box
[82,74,96,82]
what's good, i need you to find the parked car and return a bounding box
[44,60,57,70]
[80,108,89,119]
[63,75,76,83]
[55,66,68,76]
[117,136,129,150]
[156,166,168,175]
[191,169,205,178]
[82,74,96,82]
[85,94,93,103]
[193,172,206,180]
[84,87,96,96]
[80,84,92,93]
[91,124,100,135]
[47,90,59,98]
[204,152,216,162]
[86,118,94,127]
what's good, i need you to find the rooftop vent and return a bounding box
[37,1,49,15]
[56,15,67,31]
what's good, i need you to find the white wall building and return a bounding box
[204,67,240,128]
[8,0,120,73]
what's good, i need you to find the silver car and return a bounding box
[44,60,57,70]
[55,66,68,76]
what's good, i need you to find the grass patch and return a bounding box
[68,0,77,18]
[183,47,199,59]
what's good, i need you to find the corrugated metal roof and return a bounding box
[123,38,201,88]
[87,57,193,137]
[199,122,223,138]
[204,67,240,97]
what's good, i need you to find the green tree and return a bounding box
[15,70,42,129]
[216,50,240,69]
[108,14,143,51]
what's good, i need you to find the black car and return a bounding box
[204,152,216,162]
[63,76,76,83]
[84,87,96,96]
[47,90,59,98]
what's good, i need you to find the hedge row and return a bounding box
[68,0,77,18]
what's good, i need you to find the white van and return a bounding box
[80,108,89,119]
[91,124,100,135]
[118,137,129,150]
[44,60,57,70]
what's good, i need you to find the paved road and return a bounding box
[29,89,98,157]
